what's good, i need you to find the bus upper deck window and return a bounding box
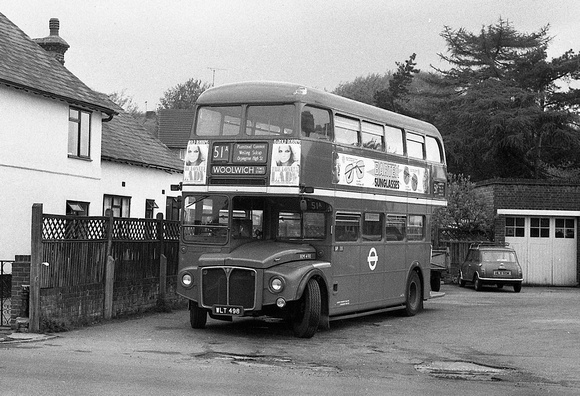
[406,132,425,160]
[425,136,443,163]
[334,115,359,146]
[361,122,384,151]
[245,105,295,136]
[385,125,404,155]
[196,106,242,136]
[301,106,331,140]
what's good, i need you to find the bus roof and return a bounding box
[197,81,441,137]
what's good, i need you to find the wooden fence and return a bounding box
[40,213,179,287]
[24,203,180,332]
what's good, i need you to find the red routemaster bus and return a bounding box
[176,81,447,338]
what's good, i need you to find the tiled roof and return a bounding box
[158,109,194,148]
[102,108,183,173]
[0,12,116,116]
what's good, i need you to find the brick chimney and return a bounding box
[33,18,70,65]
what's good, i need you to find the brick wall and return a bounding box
[11,257,185,330]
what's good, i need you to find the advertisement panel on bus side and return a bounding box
[333,152,429,194]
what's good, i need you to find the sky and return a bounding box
[3,0,580,112]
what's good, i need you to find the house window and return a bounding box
[103,195,130,218]
[145,199,159,219]
[66,200,89,216]
[68,108,91,158]
[530,217,550,238]
[555,218,575,239]
[505,217,525,237]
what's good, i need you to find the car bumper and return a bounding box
[479,277,523,283]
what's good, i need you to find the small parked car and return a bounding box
[459,242,523,292]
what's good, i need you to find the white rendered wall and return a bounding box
[1,87,103,258]
[100,161,182,218]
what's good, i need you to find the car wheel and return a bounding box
[458,271,466,287]
[513,282,522,293]
[474,274,483,291]
[291,278,321,338]
[430,271,441,292]
[190,302,207,328]
[403,271,423,316]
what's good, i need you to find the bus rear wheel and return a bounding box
[190,301,207,329]
[403,271,423,316]
[291,278,321,338]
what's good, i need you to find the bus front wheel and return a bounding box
[291,278,321,338]
[403,271,423,317]
[190,302,207,329]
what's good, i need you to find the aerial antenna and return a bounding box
[208,67,227,87]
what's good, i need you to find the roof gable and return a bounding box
[0,12,116,115]
[158,109,194,148]
[102,110,183,173]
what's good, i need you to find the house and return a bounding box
[157,109,194,159]
[476,179,580,286]
[0,13,183,260]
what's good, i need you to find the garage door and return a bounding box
[504,215,577,286]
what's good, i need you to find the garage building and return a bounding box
[476,179,580,286]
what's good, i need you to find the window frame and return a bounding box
[68,107,91,159]
[103,194,131,218]
[505,217,525,237]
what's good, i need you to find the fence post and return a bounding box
[103,209,115,320]
[157,213,167,304]
[30,203,43,333]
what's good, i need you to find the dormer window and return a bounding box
[68,107,91,158]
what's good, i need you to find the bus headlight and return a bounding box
[269,277,284,293]
[181,273,194,288]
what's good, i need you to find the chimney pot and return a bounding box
[33,18,69,65]
[49,18,60,36]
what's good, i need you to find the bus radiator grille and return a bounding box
[201,267,256,310]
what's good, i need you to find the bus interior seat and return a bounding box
[232,218,252,238]
[385,227,404,241]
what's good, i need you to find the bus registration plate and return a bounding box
[213,305,244,316]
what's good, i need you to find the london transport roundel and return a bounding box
[367,247,378,271]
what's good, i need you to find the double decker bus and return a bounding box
[176,81,447,338]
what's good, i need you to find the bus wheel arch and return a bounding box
[403,267,423,317]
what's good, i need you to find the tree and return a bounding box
[333,73,392,105]
[108,90,142,117]
[432,174,494,234]
[159,78,211,110]
[428,19,580,180]
[374,53,420,114]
